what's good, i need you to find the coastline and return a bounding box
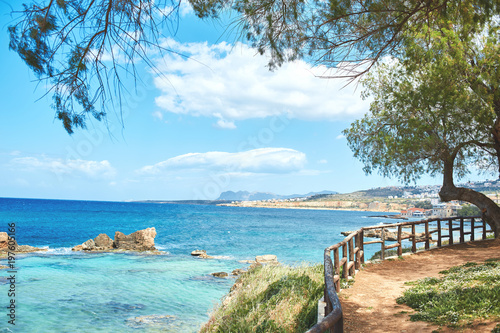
[217,201,404,213]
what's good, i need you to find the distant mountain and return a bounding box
[217,191,276,201]
[217,190,338,201]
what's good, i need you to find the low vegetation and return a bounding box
[397,259,500,329]
[200,264,324,333]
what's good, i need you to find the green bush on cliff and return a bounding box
[200,264,324,333]
[397,259,500,328]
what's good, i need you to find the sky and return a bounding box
[0,1,479,201]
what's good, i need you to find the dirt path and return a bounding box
[339,238,500,333]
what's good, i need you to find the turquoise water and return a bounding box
[0,198,394,332]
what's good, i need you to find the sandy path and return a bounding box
[339,238,500,333]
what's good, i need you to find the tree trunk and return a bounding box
[440,160,500,238]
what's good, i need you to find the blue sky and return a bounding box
[0,2,465,201]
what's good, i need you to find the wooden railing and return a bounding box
[306,216,496,333]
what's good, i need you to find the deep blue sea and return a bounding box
[0,198,395,332]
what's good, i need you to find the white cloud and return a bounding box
[336,134,346,140]
[214,115,236,129]
[138,148,307,174]
[11,156,116,179]
[153,39,369,127]
[152,110,164,121]
[179,1,194,16]
[159,1,193,18]
[318,159,328,164]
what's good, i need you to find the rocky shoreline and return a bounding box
[191,249,280,277]
[218,200,406,213]
[0,227,161,259]
[2,228,281,280]
[0,232,47,256]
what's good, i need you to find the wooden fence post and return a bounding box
[324,272,331,315]
[397,225,402,256]
[381,228,385,261]
[354,233,360,270]
[437,219,442,247]
[360,229,365,264]
[482,219,487,240]
[348,237,354,276]
[334,248,340,292]
[425,221,430,250]
[411,223,416,253]
[448,218,453,245]
[460,218,465,244]
[471,218,475,241]
[342,243,348,280]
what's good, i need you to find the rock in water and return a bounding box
[126,315,177,329]
[211,272,229,278]
[0,232,15,250]
[231,268,246,276]
[94,233,114,249]
[81,239,96,251]
[114,227,156,251]
[15,245,47,253]
[190,249,214,259]
[191,249,206,256]
[255,255,279,265]
[0,232,45,253]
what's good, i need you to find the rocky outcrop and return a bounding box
[82,239,96,251]
[211,272,229,278]
[114,228,156,251]
[231,268,246,276]
[255,255,279,265]
[191,250,214,259]
[236,255,279,268]
[238,260,255,264]
[94,233,114,249]
[0,232,11,250]
[0,232,46,254]
[72,228,157,252]
[15,245,47,253]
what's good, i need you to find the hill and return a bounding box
[217,190,338,201]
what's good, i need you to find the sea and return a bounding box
[0,197,397,333]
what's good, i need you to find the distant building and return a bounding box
[487,193,500,204]
[401,207,427,217]
[432,202,462,217]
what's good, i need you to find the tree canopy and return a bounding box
[458,204,481,217]
[344,17,500,235]
[9,0,500,132]
[192,0,500,75]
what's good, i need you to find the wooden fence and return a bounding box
[306,216,496,333]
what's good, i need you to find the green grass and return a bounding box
[396,259,500,329]
[200,264,324,333]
